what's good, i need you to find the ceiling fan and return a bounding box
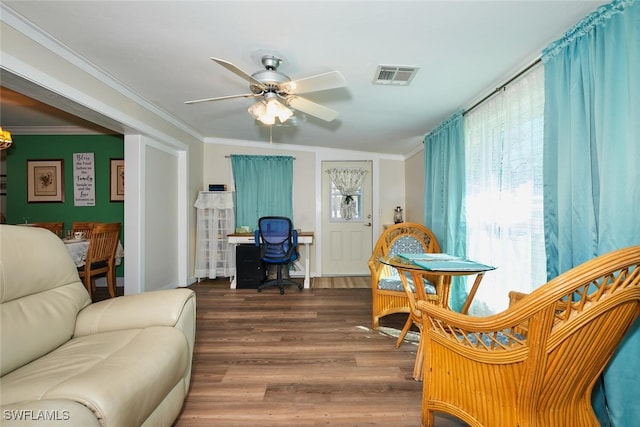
[185,55,347,125]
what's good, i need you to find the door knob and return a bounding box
[364,222,372,227]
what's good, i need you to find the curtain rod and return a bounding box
[463,57,542,116]
[224,155,296,159]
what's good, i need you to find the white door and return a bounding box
[321,161,373,275]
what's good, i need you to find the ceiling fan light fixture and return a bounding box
[187,55,346,126]
[270,98,293,122]
[259,114,276,126]
[279,108,294,123]
[248,100,266,119]
[248,94,293,125]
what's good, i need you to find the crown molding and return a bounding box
[1,4,201,142]
[204,136,406,161]
[6,126,117,136]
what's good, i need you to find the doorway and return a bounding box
[321,161,373,275]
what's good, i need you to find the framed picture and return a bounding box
[27,159,64,203]
[110,158,124,202]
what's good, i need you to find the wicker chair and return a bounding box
[416,245,640,427]
[369,223,445,336]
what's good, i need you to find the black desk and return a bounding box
[235,244,265,288]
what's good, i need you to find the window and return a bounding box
[329,181,363,221]
[463,64,546,315]
[325,167,368,221]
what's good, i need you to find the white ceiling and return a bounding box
[1,1,606,156]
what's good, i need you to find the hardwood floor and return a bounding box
[173,279,466,427]
[94,279,466,426]
[312,276,371,289]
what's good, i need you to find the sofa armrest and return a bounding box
[74,288,195,337]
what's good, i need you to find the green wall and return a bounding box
[4,134,125,275]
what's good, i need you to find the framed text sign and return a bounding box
[73,152,95,206]
[27,159,64,203]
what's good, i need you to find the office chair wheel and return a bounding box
[280,288,285,295]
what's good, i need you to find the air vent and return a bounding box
[373,65,419,85]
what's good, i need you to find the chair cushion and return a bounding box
[379,235,436,293]
[378,276,436,294]
[389,236,425,255]
[263,253,298,263]
[78,261,109,271]
[460,331,526,348]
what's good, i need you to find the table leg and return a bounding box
[461,273,485,314]
[229,243,237,289]
[406,270,427,381]
[435,275,451,310]
[395,315,414,349]
[413,324,424,381]
[303,242,311,289]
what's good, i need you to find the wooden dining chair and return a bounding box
[78,222,121,299]
[31,221,64,238]
[71,221,96,239]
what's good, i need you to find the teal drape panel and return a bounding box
[230,155,294,230]
[542,1,640,425]
[423,111,467,312]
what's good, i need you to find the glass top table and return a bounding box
[380,254,495,313]
[379,253,495,380]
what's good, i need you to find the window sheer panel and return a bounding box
[464,64,546,315]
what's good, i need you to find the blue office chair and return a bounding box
[254,216,302,294]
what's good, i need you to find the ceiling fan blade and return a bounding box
[281,71,347,94]
[286,96,339,122]
[210,57,266,91]
[184,93,260,104]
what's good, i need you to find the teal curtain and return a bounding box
[423,111,467,311]
[230,155,294,230]
[542,1,640,425]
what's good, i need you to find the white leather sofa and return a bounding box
[0,225,196,426]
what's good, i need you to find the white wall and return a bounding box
[2,10,419,281]
[203,139,406,277]
[203,142,316,231]
[144,145,179,289]
[2,15,204,293]
[404,148,425,223]
[378,158,406,226]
